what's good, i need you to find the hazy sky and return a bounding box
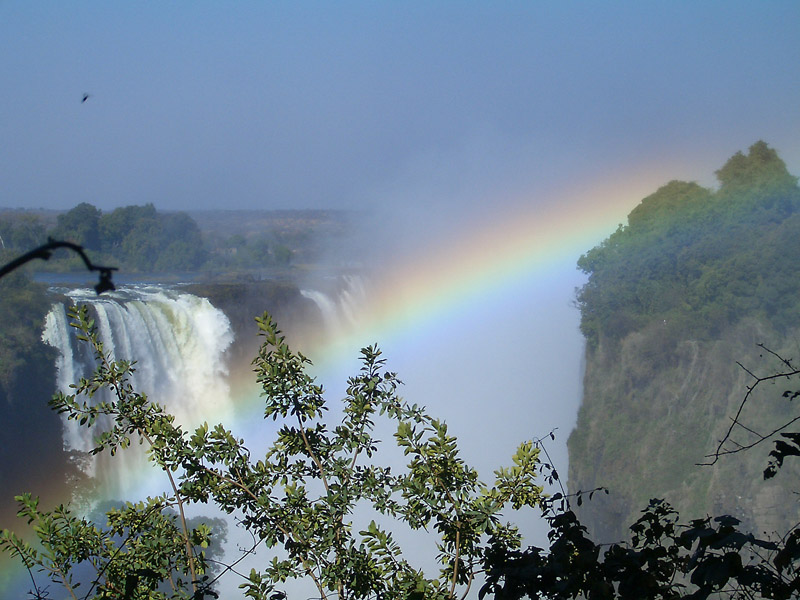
[1,2,798,215]
[2,3,800,595]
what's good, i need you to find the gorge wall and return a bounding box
[567,142,800,542]
[569,316,800,542]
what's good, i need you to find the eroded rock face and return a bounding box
[568,317,800,543]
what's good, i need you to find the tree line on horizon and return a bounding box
[0,203,314,274]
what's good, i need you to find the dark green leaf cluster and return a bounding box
[482,498,800,600]
[577,142,800,349]
[765,432,800,479]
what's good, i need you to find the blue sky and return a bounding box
[1,2,798,213]
[2,3,800,594]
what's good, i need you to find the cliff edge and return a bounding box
[568,142,800,542]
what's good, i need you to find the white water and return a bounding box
[41,286,234,498]
[300,273,368,339]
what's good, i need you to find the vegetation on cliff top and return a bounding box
[577,141,800,349]
[569,142,800,544]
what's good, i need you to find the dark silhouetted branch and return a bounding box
[702,344,800,467]
[0,239,116,294]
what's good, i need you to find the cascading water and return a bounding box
[41,286,234,499]
[300,274,367,338]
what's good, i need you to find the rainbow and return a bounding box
[212,164,682,470]
[261,164,674,375]
[0,166,673,595]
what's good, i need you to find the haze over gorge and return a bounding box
[3,3,800,596]
[1,142,799,596]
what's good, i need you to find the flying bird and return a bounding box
[81,93,91,103]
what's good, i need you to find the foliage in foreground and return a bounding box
[483,344,800,600]
[1,306,543,599]
[3,306,800,599]
[482,499,800,600]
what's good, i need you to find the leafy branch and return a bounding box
[4,308,546,600]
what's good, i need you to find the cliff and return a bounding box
[568,142,800,542]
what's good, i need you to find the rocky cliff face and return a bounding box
[567,143,800,543]
[568,317,800,543]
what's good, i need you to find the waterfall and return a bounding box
[41,285,234,498]
[300,274,367,336]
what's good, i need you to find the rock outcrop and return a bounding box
[568,142,800,542]
[569,317,800,542]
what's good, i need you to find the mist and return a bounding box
[2,2,800,597]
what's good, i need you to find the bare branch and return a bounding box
[702,345,800,466]
[0,239,117,294]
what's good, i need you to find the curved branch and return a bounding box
[0,239,117,294]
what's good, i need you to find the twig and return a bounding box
[0,239,116,294]
[703,345,800,465]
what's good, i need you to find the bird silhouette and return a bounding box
[81,93,91,103]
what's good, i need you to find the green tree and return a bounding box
[154,213,206,271]
[52,203,102,252]
[271,243,292,266]
[99,204,159,255]
[95,204,208,272]
[0,214,47,251]
[1,307,543,599]
[120,217,162,271]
